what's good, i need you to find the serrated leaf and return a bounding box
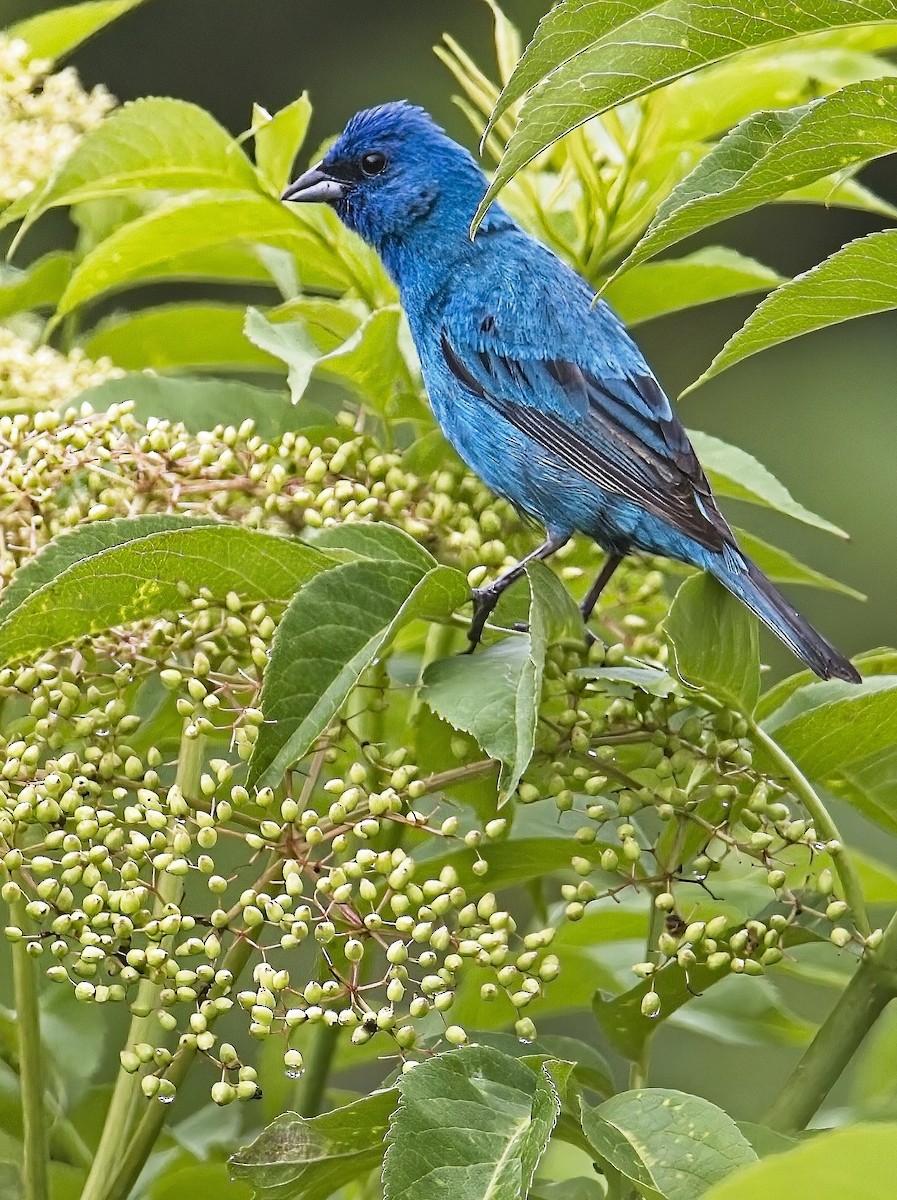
[0,253,72,318]
[0,518,335,666]
[53,192,347,317]
[228,1090,396,1200]
[15,98,257,236]
[477,0,897,227]
[733,529,865,600]
[69,374,309,438]
[613,78,897,279]
[82,304,280,372]
[782,172,897,218]
[9,0,146,61]
[249,530,467,788]
[691,228,897,387]
[688,430,847,537]
[664,572,760,714]
[604,248,783,326]
[468,1031,614,1100]
[700,1123,897,1200]
[422,564,582,802]
[581,1089,756,1200]
[383,1046,560,1200]
[254,95,312,193]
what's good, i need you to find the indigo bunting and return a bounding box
[283,102,859,682]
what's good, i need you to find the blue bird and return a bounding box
[283,101,859,683]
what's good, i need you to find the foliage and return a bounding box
[0,3,895,1200]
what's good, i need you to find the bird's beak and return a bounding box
[281,164,348,204]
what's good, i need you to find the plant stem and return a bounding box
[80,727,203,1200]
[105,928,258,1200]
[296,1022,341,1118]
[765,911,897,1131]
[749,721,870,936]
[10,898,49,1200]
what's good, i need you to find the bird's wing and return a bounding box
[439,319,731,553]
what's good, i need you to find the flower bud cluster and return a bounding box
[0,327,122,414]
[0,35,115,202]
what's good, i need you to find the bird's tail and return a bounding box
[710,548,860,683]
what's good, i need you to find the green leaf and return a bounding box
[0,253,72,318]
[254,95,312,193]
[532,1181,604,1200]
[781,172,897,219]
[835,744,897,837]
[228,1090,396,1200]
[613,78,897,278]
[82,304,281,373]
[309,522,435,572]
[245,306,322,402]
[69,373,309,438]
[734,1122,798,1159]
[690,229,897,387]
[851,1005,897,1119]
[767,675,897,780]
[700,1123,897,1200]
[150,1164,252,1200]
[54,192,347,316]
[246,305,411,410]
[249,529,467,788]
[422,564,582,802]
[604,248,784,327]
[15,98,257,234]
[688,431,847,537]
[9,0,146,61]
[733,529,865,601]
[581,1089,757,1200]
[383,1046,560,1200]
[593,959,726,1063]
[472,1031,614,1100]
[664,572,760,714]
[0,518,335,666]
[477,0,897,226]
[573,664,679,697]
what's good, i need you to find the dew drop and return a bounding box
[517,1037,534,1046]
[284,1068,304,1080]
[157,1093,175,1105]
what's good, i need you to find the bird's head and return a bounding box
[282,101,492,258]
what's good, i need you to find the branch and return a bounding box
[10,897,48,1200]
[749,721,870,936]
[765,910,897,1131]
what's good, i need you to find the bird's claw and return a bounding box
[465,583,502,652]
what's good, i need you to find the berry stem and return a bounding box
[105,929,258,1200]
[10,896,49,1200]
[764,910,897,1131]
[80,726,204,1200]
[748,721,870,937]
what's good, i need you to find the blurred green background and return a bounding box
[2,0,896,1138]
[6,0,896,674]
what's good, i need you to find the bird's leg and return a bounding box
[580,552,624,622]
[467,534,569,651]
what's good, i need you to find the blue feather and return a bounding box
[283,101,859,683]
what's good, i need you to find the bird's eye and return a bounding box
[360,151,387,177]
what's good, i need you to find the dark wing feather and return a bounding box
[440,331,731,553]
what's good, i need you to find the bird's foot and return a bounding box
[465,583,503,653]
